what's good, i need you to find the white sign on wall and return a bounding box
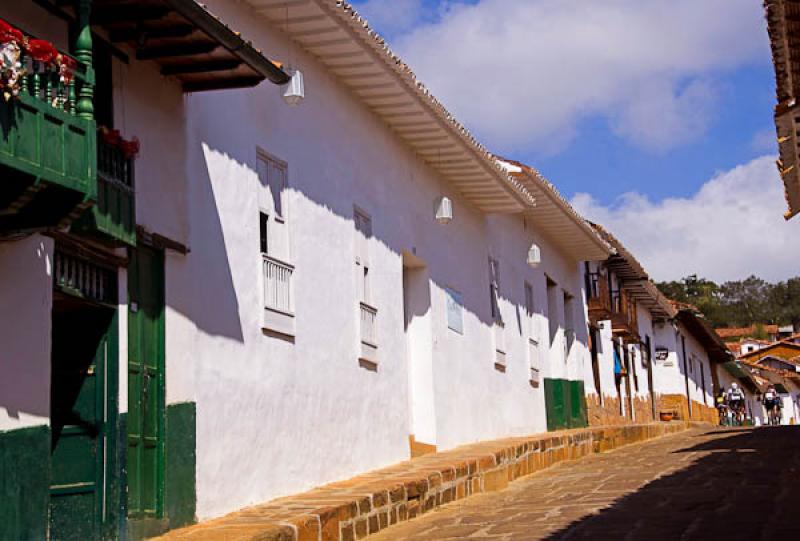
[445,287,464,334]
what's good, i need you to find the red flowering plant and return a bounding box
[98,126,140,159]
[0,19,77,104]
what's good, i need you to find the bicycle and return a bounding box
[766,402,782,426]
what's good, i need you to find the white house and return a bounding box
[584,225,725,425]
[0,2,735,540]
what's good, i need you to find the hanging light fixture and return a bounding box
[527,243,541,268]
[435,196,453,224]
[282,67,305,106]
[280,5,304,107]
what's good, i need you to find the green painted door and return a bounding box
[545,378,567,431]
[128,245,165,519]
[50,303,116,540]
[569,380,588,429]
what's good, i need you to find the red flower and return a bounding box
[0,20,23,44]
[120,137,140,159]
[26,39,58,63]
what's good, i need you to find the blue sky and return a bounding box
[350,0,800,282]
[353,0,775,204]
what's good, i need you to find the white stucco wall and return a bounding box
[652,321,714,408]
[113,0,603,520]
[0,235,53,432]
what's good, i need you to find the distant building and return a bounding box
[716,324,780,343]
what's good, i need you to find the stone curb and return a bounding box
[154,422,706,541]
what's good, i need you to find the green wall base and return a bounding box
[0,425,50,541]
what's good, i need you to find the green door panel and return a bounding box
[545,379,588,431]
[128,245,165,520]
[50,306,117,541]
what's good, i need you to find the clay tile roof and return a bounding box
[586,223,677,320]
[243,0,536,213]
[493,158,612,261]
[715,325,779,339]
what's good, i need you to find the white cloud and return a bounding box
[388,0,767,154]
[571,155,800,283]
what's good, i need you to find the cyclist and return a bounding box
[764,386,782,426]
[726,383,746,426]
[716,389,729,426]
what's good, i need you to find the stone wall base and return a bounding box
[586,394,656,427]
[658,394,719,424]
[156,422,703,541]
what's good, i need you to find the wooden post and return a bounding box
[75,0,93,120]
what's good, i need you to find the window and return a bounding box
[354,209,373,305]
[546,276,558,344]
[525,281,540,382]
[258,151,293,336]
[488,258,505,366]
[259,151,287,220]
[524,281,535,334]
[445,287,464,334]
[257,150,290,262]
[488,257,501,322]
[563,291,575,354]
[259,211,269,254]
[355,209,377,363]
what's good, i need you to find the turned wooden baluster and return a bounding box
[75,0,93,121]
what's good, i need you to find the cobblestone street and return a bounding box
[369,427,800,540]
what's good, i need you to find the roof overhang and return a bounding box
[589,222,677,321]
[89,0,290,91]
[240,0,535,214]
[676,309,734,365]
[722,361,761,394]
[495,158,612,261]
[765,0,800,219]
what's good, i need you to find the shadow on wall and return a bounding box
[546,427,800,539]
[167,145,244,343]
[187,87,589,353]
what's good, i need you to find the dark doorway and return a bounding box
[49,293,117,540]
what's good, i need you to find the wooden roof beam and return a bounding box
[136,41,219,60]
[161,58,243,76]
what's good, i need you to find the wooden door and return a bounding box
[49,303,116,540]
[127,245,165,519]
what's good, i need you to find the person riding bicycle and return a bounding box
[726,383,745,424]
[716,389,728,426]
[764,385,782,425]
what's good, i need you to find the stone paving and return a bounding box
[156,424,689,541]
[368,426,800,540]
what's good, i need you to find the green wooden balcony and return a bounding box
[0,38,96,233]
[74,133,136,246]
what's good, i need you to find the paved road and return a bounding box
[369,427,800,540]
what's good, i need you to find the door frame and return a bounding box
[49,255,120,540]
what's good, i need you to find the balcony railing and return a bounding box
[0,21,96,230]
[75,132,136,244]
[360,302,378,347]
[611,289,640,343]
[54,250,115,305]
[263,255,293,314]
[586,271,612,324]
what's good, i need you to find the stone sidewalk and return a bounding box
[155,423,692,541]
[369,426,800,540]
